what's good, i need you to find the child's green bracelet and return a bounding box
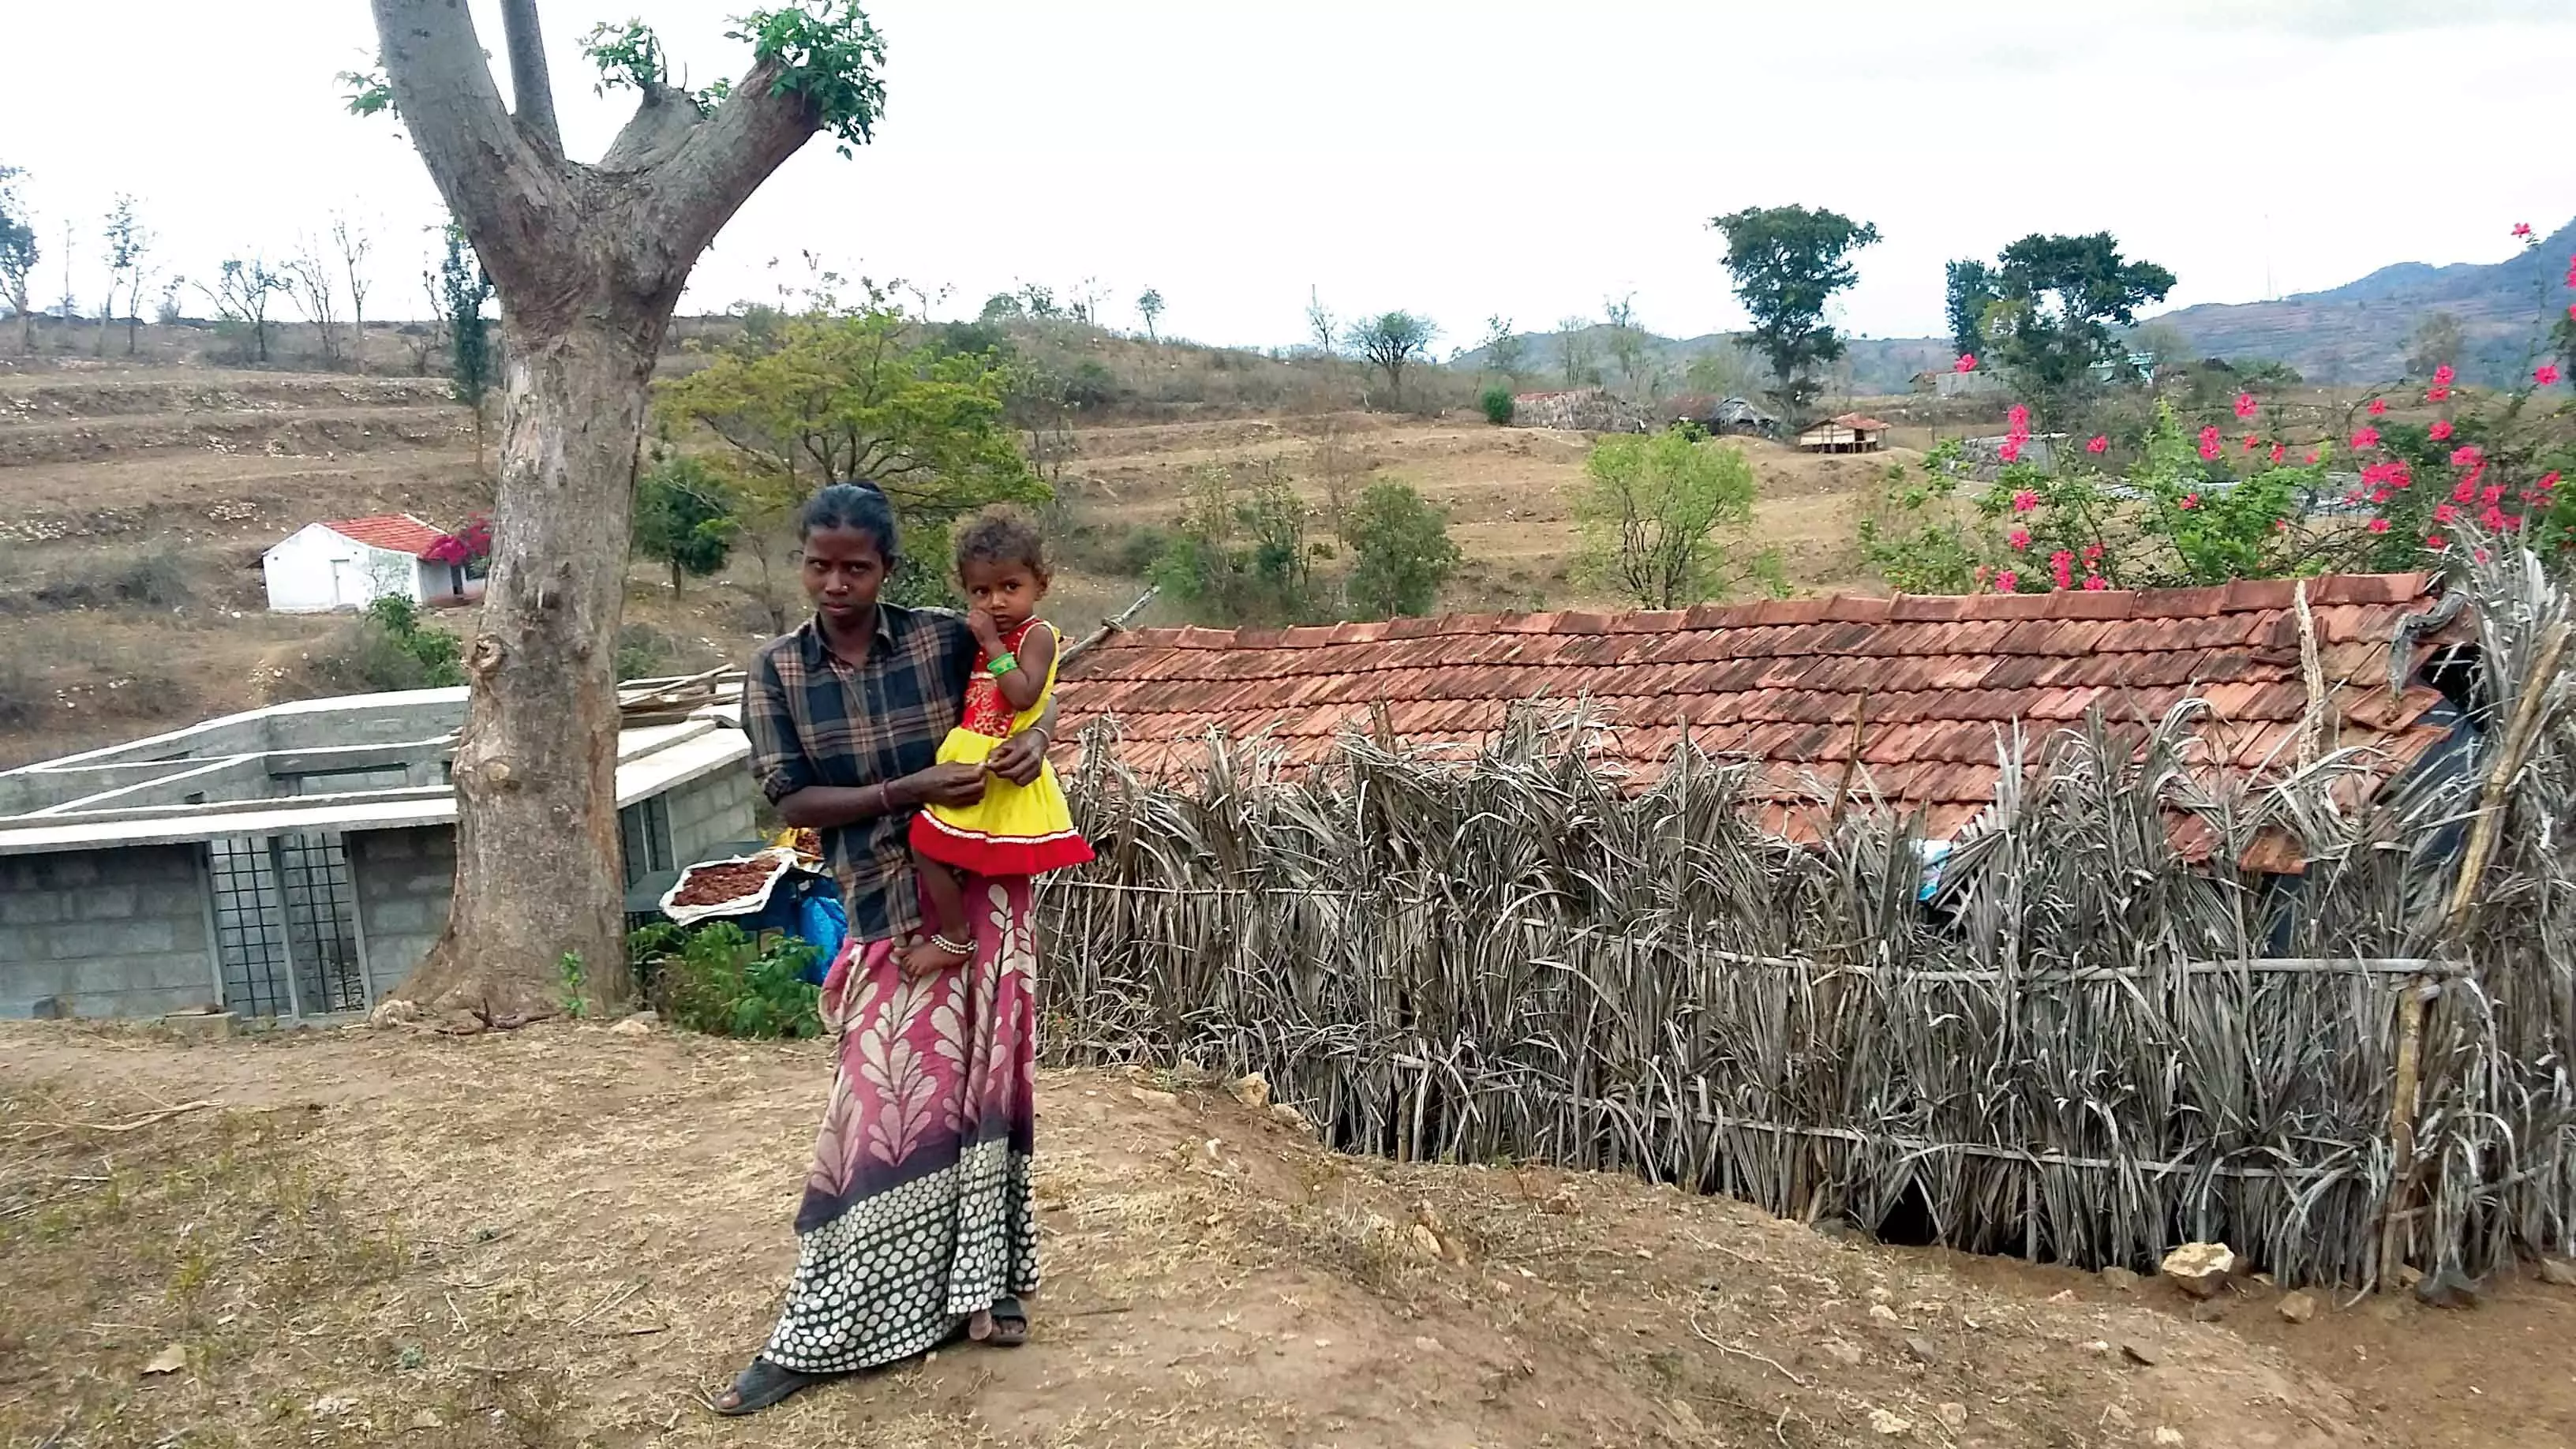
[987,652,1019,677]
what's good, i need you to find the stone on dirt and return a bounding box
[2537,1256,2576,1287]
[1904,1335,1940,1364]
[1230,1073,1271,1109]
[2120,1341,2162,1367]
[2278,1291,2319,1324]
[2159,1241,2237,1298]
[1935,1402,1969,1432]
[2100,1266,2140,1291]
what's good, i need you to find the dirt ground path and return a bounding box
[10,1023,2556,1448]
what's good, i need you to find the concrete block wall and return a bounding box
[345,826,457,998]
[0,846,218,1018]
[663,767,758,865]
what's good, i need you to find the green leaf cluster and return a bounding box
[1344,481,1462,620]
[627,922,822,1039]
[731,2,889,156]
[1574,431,1784,608]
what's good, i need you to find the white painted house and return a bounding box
[261,515,484,614]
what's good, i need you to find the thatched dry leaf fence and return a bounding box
[1034,553,2576,1289]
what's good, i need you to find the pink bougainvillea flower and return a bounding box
[2434,364,2456,386]
[1993,570,2018,593]
[2082,542,2103,564]
[2475,546,2494,564]
[2481,484,2505,507]
[2351,425,2381,449]
[2514,223,2535,239]
[2179,492,2200,510]
[2305,450,2320,464]
[1998,439,2023,463]
[2234,392,2258,420]
[2270,443,2287,466]
[2006,403,2030,430]
[2567,303,2576,321]
[2345,489,2367,504]
[2426,533,2447,550]
[2012,489,2039,512]
[2239,432,2259,452]
[2540,471,2563,492]
[2434,503,2459,525]
[2540,364,2563,388]
[2008,527,2031,550]
[2371,489,2391,504]
[1955,353,1977,373]
[2086,435,2109,455]
[2368,398,2388,416]
[2082,574,2108,591]
[2049,549,2075,590]
[2449,444,2484,467]
[2453,478,2480,504]
[2481,506,2510,532]
[2197,425,2222,460]
[2367,517,2391,534]
[2428,418,2454,440]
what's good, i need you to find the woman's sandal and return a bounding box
[970,1296,1031,1349]
[713,1357,829,1416]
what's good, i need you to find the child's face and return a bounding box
[961,556,1046,630]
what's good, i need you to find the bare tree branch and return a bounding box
[496,0,563,153]
[642,60,818,271]
[601,82,704,174]
[369,0,568,296]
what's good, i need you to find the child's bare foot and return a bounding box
[900,938,969,979]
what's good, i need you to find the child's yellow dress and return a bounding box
[909,618,1095,878]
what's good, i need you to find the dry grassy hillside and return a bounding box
[0,341,1930,768]
[13,1020,2576,1448]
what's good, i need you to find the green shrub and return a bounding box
[1478,385,1515,426]
[1343,480,1460,620]
[627,922,822,1039]
[294,595,466,695]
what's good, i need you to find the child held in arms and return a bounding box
[904,510,1094,975]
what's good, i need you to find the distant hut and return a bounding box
[1662,393,1780,437]
[1795,413,1890,454]
[1510,388,1651,434]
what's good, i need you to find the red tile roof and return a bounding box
[1054,574,2468,867]
[1829,413,1893,431]
[322,514,450,558]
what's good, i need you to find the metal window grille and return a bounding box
[620,796,672,888]
[207,833,368,1018]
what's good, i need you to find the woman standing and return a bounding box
[717,481,1056,1415]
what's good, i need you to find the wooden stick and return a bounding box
[2440,619,2570,940]
[2378,977,2432,1294]
[1061,586,1162,668]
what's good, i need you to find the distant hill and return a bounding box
[1449,218,2574,399]
[1450,325,1949,399]
[2145,215,2574,386]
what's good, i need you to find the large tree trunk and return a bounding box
[396,308,660,1024]
[370,0,832,1028]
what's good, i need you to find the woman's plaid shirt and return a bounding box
[743,605,977,945]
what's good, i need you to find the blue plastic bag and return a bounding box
[796,885,848,986]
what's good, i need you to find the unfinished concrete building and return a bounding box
[0,689,753,1020]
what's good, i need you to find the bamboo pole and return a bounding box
[2378,976,2432,1293]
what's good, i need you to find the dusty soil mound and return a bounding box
[0,1023,2457,1447]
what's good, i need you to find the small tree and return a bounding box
[1574,430,1782,608]
[100,196,149,358]
[335,217,374,375]
[436,226,496,472]
[1554,316,1600,388]
[1478,314,1527,384]
[1305,287,1336,358]
[1135,286,1164,343]
[1602,293,1658,399]
[1343,479,1460,620]
[0,166,33,353]
[1943,258,1994,361]
[191,256,294,363]
[288,237,350,369]
[632,455,739,592]
[1946,232,2175,425]
[2409,311,2464,380]
[1149,463,1327,626]
[1343,311,1438,405]
[1709,204,1881,425]
[1479,385,1515,426]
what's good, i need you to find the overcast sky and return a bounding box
[5,1,2572,350]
